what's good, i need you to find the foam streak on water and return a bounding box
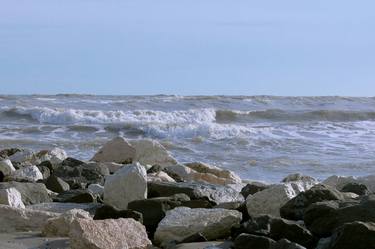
[0,95,374,182]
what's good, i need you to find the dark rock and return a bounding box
[0,171,4,182]
[0,148,20,159]
[61,157,84,167]
[236,202,250,222]
[272,239,306,249]
[162,167,184,182]
[93,205,143,223]
[54,189,95,203]
[214,201,242,210]
[147,164,163,174]
[38,161,56,173]
[45,175,70,193]
[128,194,190,235]
[328,221,375,249]
[80,162,109,184]
[180,198,215,208]
[243,215,273,236]
[304,198,375,237]
[179,232,208,244]
[280,184,344,220]
[148,181,244,205]
[36,165,51,179]
[234,233,276,249]
[0,181,52,204]
[340,182,369,196]
[241,182,269,198]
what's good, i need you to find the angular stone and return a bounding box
[323,174,375,193]
[27,202,100,214]
[0,182,52,205]
[93,205,143,223]
[154,207,242,245]
[92,137,136,164]
[45,175,70,193]
[234,233,276,249]
[36,165,51,179]
[0,204,59,232]
[36,148,67,165]
[42,209,92,237]
[55,189,95,203]
[87,183,104,196]
[0,187,25,208]
[69,218,151,249]
[9,149,36,164]
[0,159,16,177]
[104,163,147,209]
[148,181,244,205]
[340,182,369,196]
[273,239,306,249]
[174,241,233,249]
[280,184,344,220]
[11,165,43,182]
[61,157,85,167]
[241,182,269,199]
[148,171,176,183]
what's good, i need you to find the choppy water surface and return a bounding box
[1,95,374,182]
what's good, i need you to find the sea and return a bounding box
[1,95,374,183]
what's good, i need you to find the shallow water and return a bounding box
[1,95,374,182]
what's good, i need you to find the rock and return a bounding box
[234,233,276,249]
[0,148,21,159]
[87,183,104,196]
[0,159,16,178]
[0,204,59,232]
[0,187,25,208]
[148,181,244,205]
[55,189,95,203]
[69,218,151,249]
[45,175,70,193]
[340,182,369,195]
[11,165,43,182]
[174,241,233,249]
[104,163,147,209]
[130,138,178,167]
[214,201,242,210]
[148,171,177,183]
[42,208,92,237]
[323,174,375,193]
[9,149,36,165]
[36,148,67,165]
[240,182,269,198]
[128,194,191,234]
[91,137,136,164]
[36,165,51,179]
[304,198,375,237]
[281,173,317,186]
[101,162,124,174]
[273,239,306,249]
[93,205,143,223]
[27,202,100,214]
[147,164,163,174]
[61,157,85,167]
[154,207,242,245]
[246,181,312,217]
[0,182,52,205]
[327,221,375,249]
[80,162,110,183]
[280,184,344,220]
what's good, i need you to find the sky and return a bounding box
[0,0,374,96]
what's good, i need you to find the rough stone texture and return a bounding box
[282,173,317,186]
[246,181,312,217]
[11,165,43,182]
[0,187,25,208]
[130,138,178,167]
[55,189,95,203]
[91,137,136,164]
[0,159,16,177]
[0,182,52,205]
[280,184,344,220]
[36,148,68,165]
[273,239,307,249]
[340,182,369,195]
[323,174,375,193]
[234,233,276,249]
[46,175,70,193]
[174,241,233,249]
[148,171,176,183]
[241,182,269,199]
[304,198,375,237]
[104,163,147,210]
[9,149,36,165]
[148,181,244,205]
[27,202,100,214]
[328,221,375,249]
[93,205,143,223]
[0,204,59,232]
[101,162,124,174]
[37,165,51,179]
[69,218,151,249]
[87,184,104,196]
[154,207,242,245]
[61,157,85,167]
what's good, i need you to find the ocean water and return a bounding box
[0,95,374,182]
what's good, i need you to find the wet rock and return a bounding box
[42,208,92,237]
[340,182,369,196]
[11,165,43,182]
[45,175,70,193]
[0,187,25,208]
[69,218,151,249]
[241,182,269,198]
[154,207,242,246]
[0,204,59,232]
[173,241,233,249]
[104,163,147,209]
[91,137,136,164]
[280,184,344,220]
[148,181,244,205]
[234,233,276,249]
[93,205,143,223]
[0,182,52,204]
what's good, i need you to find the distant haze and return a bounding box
[0,0,374,95]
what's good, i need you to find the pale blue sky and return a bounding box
[0,0,374,95]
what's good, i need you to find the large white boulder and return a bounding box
[0,159,16,177]
[42,208,92,237]
[91,137,136,164]
[11,165,43,182]
[154,207,242,245]
[246,178,315,217]
[36,148,68,165]
[0,204,59,232]
[103,163,147,209]
[130,138,177,167]
[69,218,151,249]
[323,174,375,192]
[0,187,25,208]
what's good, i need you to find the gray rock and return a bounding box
[234,233,276,249]
[45,175,70,193]
[93,205,143,223]
[27,202,101,214]
[54,189,95,203]
[0,182,52,205]
[340,182,369,196]
[241,182,269,198]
